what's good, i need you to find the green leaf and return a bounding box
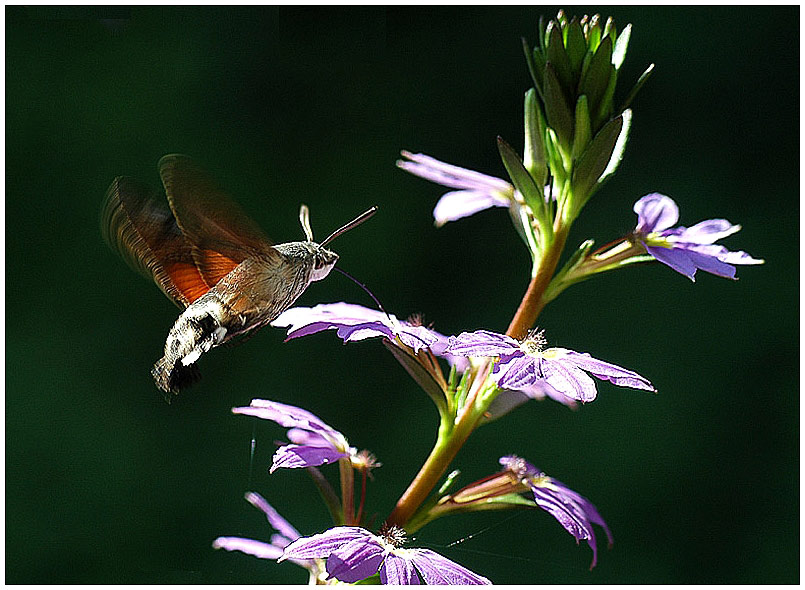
[546,24,573,94]
[586,15,602,52]
[594,64,617,129]
[544,127,568,186]
[553,238,594,284]
[564,17,586,79]
[538,14,547,50]
[571,114,623,210]
[523,89,548,186]
[603,16,616,41]
[521,37,543,96]
[599,108,632,182]
[612,23,632,70]
[579,35,613,123]
[619,62,655,113]
[543,64,574,150]
[572,94,592,161]
[497,136,544,215]
[438,470,462,495]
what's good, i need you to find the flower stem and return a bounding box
[386,401,482,529]
[356,467,368,526]
[339,457,355,525]
[506,225,569,339]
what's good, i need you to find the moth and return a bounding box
[102,154,376,398]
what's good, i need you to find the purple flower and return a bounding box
[500,456,613,570]
[447,329,655,404]
[232,399,353,473]
[281,525,491,584]
[272,303,467,370]
[633,193,763,281]
[397,151,514,226]
[213,493,323,576]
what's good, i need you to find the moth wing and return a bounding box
[159,154,278,286]
[102,176,213,307]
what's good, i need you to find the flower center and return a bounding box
[638,231,674,249]
[379,525,407,549]
[519,329,547,358]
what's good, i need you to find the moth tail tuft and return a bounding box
[152,356,201,401]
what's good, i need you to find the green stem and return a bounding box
[385,414,478,529]
[506,224,570,339]
[386,373,492,529]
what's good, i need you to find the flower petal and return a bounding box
[380,553,421,584]
[547,479,614,570]
[327,537,385,583]
[563,351,655,392]
[232,399,338,438]
[281,526,375,561]
[676,218,741,244]
[519,381,579,407]
[433,190,509,226]
[447,330,520,357]
[397,151,513,193]
[531,485,594,543]
[272,303,391,340]
[408,548,492,584]
[541,358,598,402]
[633,193,679,233]
[646,245,699,280]
[497,355,538,390]
[271,443,347,472]
[244,492,301,542]
[212,536,284,560]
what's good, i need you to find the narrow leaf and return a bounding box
[565,18,586,78]
[593,65,617,129]
[546,24,573,94]
[571,114,623,208]
[555,239,595,281]
[497,136,544,217]
[521,37,543,96]
[579,35,613,122]
[524,89,548,186]
[619,63,655,113]
[543,64,574,151]
[572,95,592,161]
[600,108,632,181]
[612,23,632,70]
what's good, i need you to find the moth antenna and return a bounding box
[320,206,378,247]
[299,204,315,241]
[333,266,390,320]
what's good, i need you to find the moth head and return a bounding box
[310,245,339,282]
[297,203,377,281]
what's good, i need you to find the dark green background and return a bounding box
[6,6,798,584]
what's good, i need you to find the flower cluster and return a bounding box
[213,11,762,585]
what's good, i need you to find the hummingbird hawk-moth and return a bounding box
[102,154,376,398]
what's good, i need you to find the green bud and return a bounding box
[523,11,651,223]
[497,136,544,218]
[523,89,548,187]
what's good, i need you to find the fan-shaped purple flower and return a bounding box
[633,193,763,281]
[281,525,491,584]
[232,399,352,473]
[447,329,654,404]
[396,151,514,226]
[500,456,613,569]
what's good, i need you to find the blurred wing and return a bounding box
[102,176,212,307]
[159,154,277,286]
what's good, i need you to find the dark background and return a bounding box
[6,6,798,584]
